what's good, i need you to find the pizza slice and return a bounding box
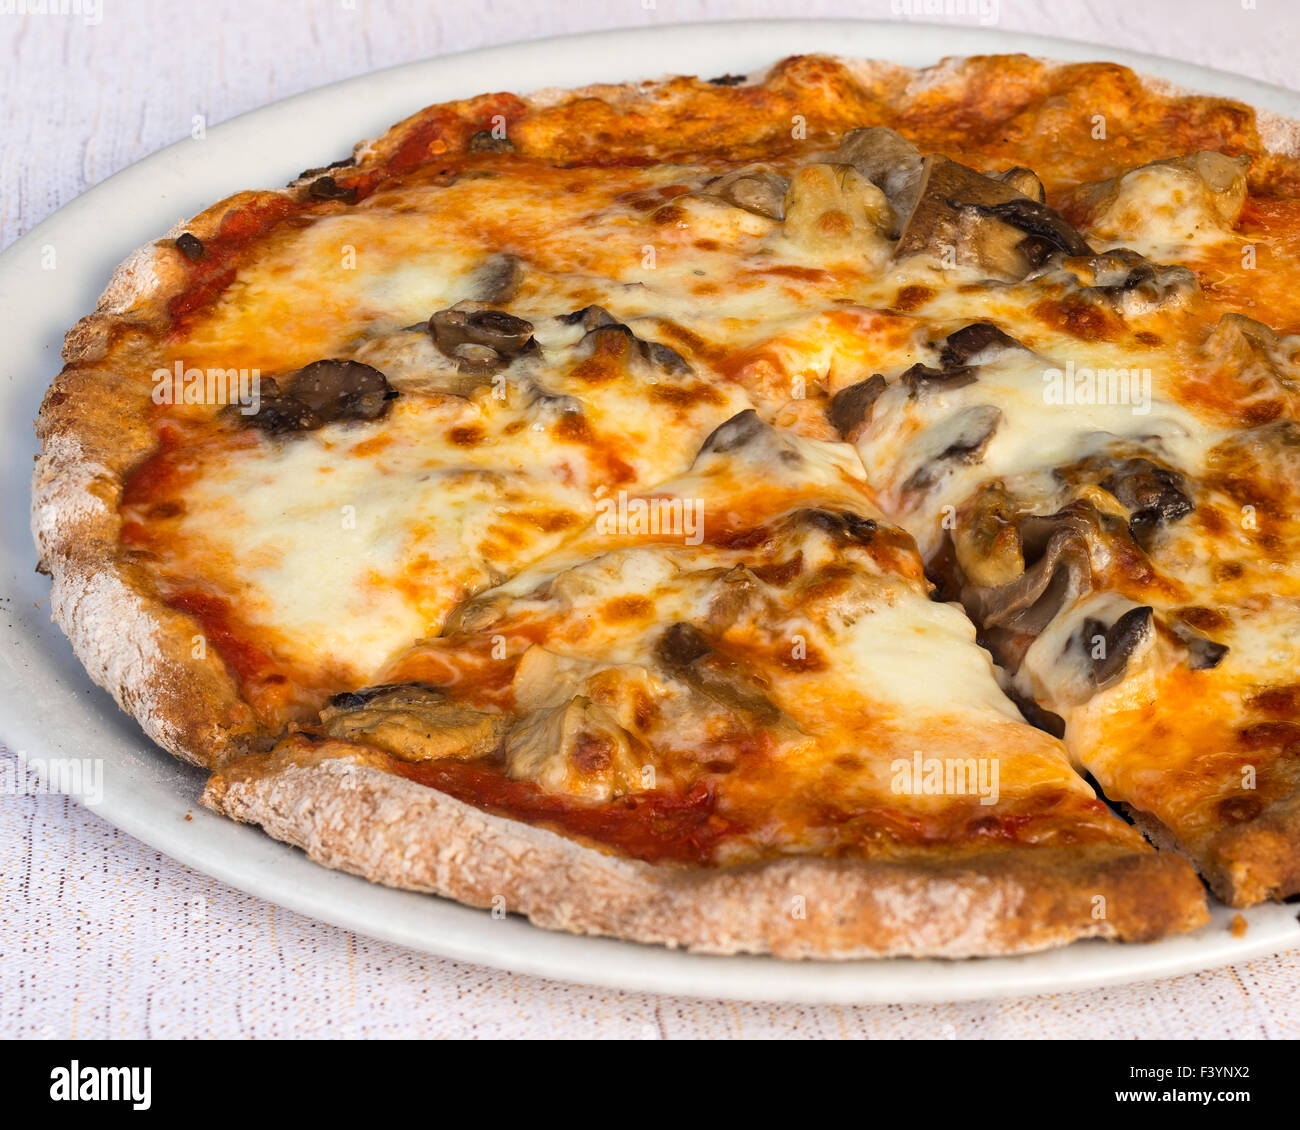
[204,412,1205,956]
[822,135,1300,906]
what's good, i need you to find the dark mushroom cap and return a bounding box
[1169,620,1229,671]
[1099,457,1194,550]
[1083,606,1154,688]
[243,395,325,435]
[901,362,979,397]
[241,359,395,435]
[939,323,1024,368]
[292,359,395,423]
[794,508,878,546]
[428,301,536,374]
[828,373,887,438]
[654,623,780,724]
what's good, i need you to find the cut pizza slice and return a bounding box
[203,413,1207,956]
[821,137,1300,905]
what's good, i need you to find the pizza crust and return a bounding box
[1128,796,1300,908]
[202,742,1209,958]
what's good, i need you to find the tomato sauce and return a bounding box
[391,759,742,865]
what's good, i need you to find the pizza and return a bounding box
[33,53,1300,958]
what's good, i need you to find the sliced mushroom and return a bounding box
[968,506,1097,638]
[504,695,642,801]
[320,683,507,762]
[580,321,692,375]
[292,359,396,423]
[440,589,513,637]
[952,481,1025,590]
[993,167,1045,203]
[959,196,1092,262]
[1169,620,1229,671]
[831,127,924,232]
[510,646,605,713]
[242,391,325,435]
[428,301,536,375]
[523,380,584,422]
[900,404,1002,500]
[1007,687,1066,738]
[828,373,887,439]
[1066,151,1249,240]
[559,304,620,330]
[241,362,396,434]
[561,305,689,372]
[894,155,1060,280]
[1099,457,1194,550]
[656,622,713,668]
[703,565,763,632]
[794,508,877,546]
[1176,151,1251,219]
[901,362,978,397]
[1079,605,1154,688]
[782,163,894,252]
[1205,312,1289,370]
[938,322,1026,368]
[470,253,526,304]
[977,527,1092,634]
[693,408,803,472]
[701,165,790,220]
[1202,313,1300,416]
[654,623,780,725]
[1038,248,1199,316]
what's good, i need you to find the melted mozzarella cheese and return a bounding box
[839,588,1025,723]
[176,397,595,676]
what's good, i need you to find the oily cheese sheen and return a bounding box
[32,53,1300,957]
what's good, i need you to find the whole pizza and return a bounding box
[33,53,1300,958]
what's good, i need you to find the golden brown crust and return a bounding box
[34,380,261,768]
[1131,794,1300,908]
[202,741,1208,958]
[1204,793,1300,907]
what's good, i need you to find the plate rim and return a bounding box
[4,16,1299,1005]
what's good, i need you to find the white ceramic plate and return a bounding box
[4,18,1299,1005]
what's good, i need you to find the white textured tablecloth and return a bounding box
[3,0,1299,1039]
